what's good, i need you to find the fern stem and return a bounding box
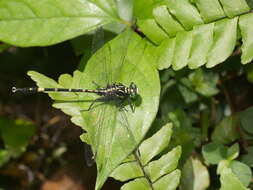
[134,150,154,190]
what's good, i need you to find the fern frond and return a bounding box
[138,0,253,69]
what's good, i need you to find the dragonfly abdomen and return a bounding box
[12,87,99,93]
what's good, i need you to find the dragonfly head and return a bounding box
[129,82,138,98]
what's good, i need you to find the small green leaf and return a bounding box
[121,178,150,190]
[239,13,253,64]
[146,146,181,182]
[230,161,252,187]
[207,17,238,68]
[139,123,173,165]
[188,69,219,97]
[0,149,10,167]
[211,116,239,144]
[156,38,175,70]
[188,23,214,69]
[153,170,181,190]
[172,30,192,70]
[153,5,185,37]
[202,142,227,164]
[194,0,226,22]
[241,146,253,167]
[0,117,36,157]
[137,19,168,45]
[181,157,210,190]
[165,0,203,30]
[220,168,250,190]
[219,0,250,18]
[239,106,253,135]
[227,143,239,161]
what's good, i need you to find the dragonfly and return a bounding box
[12,82,138,112]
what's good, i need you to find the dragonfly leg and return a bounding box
[83,97,104,111]
[128,97,135,113]
[92,81,100,88]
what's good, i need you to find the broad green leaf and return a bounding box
[219,0,250,18]
[137,19,168,45]
[220,168,250,190]
[211,116,239,144]
[230,161,252,187]
[188,24,214,69]
[194,0,226,22]
[181,157,210,190]
[153,5,185,37]
[206,17,238,68]
[0,0,121,46]
[28,71,84,128]
[29,30,160,190]
[239,13,253,64]
[165,0,203,30]
[0,149,10,167]
[0,117,36,157]
[239,106,253,135]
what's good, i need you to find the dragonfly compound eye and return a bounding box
[129,82,138,98]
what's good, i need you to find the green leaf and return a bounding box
[230,161,252,187]
[241,146,253,167]
[211,116,239,144]
[28,30,160,190]
[188,23,214,69]
[145,146,181,182]
[153,5,185,37]
[0,0,122,46]
[239,13,253,64]
[202,142,228,165]
[202,142,239,165]
[172,30,193,70]
[220,168,250,190]
[181,157,210,190]
[219,0,250,18]
[194,0,226,22]
[206,17,238,68]
[0,117,36,157]
[133,0,164,19]
[139,123,173,165]
[137,19,168,45]
[0,149,10,167]
[121,170,181,190]
[165,0,203,30]
[239,106,253,135]
[28,71,84,128]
